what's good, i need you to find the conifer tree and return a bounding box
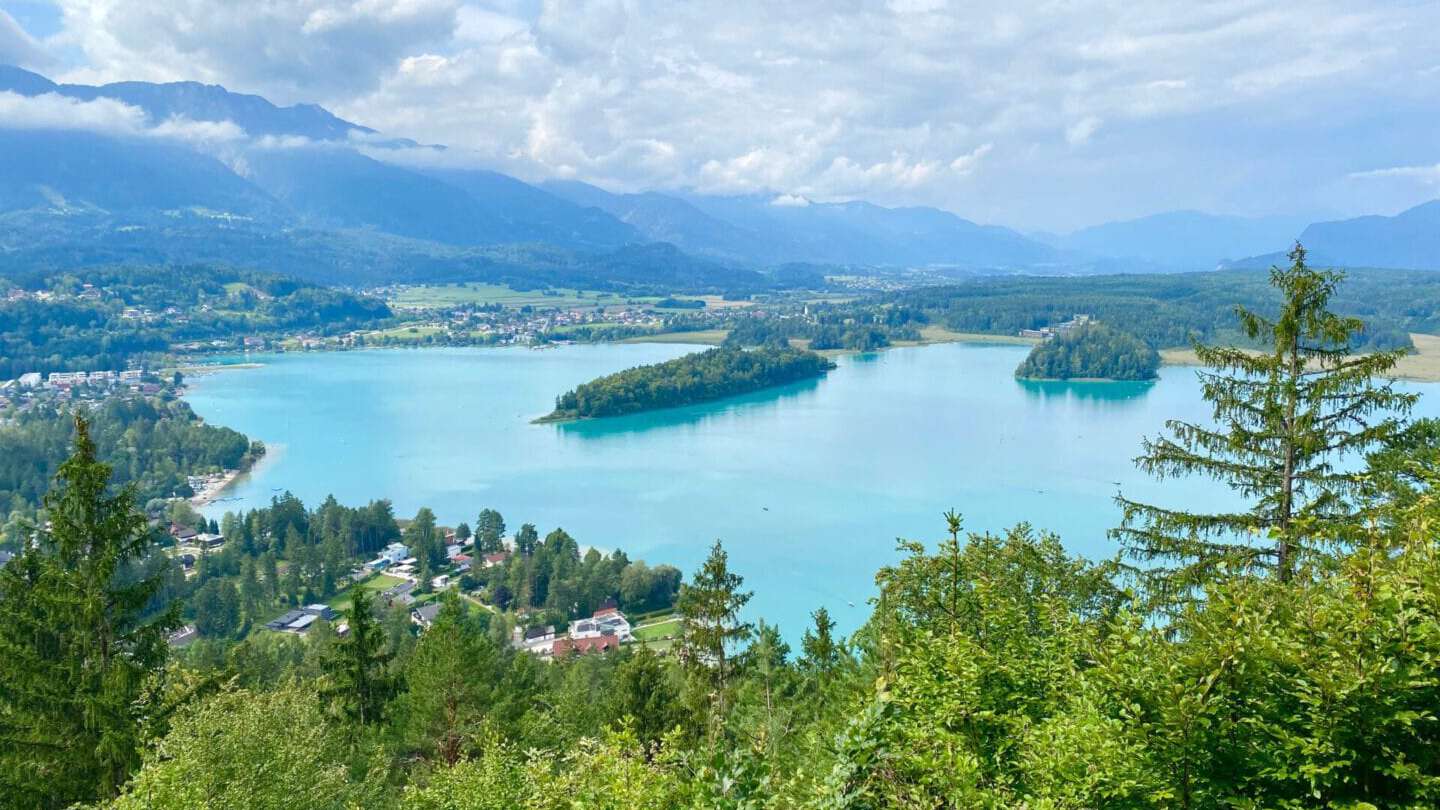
[676,540,752,732]
[1114,245,1415,595]
[0,415,179,808]
[320,587,396,726]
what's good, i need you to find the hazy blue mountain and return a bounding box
[0,64,368,140]
[421,170,640,249]
[543,180,777,263]
[0,128,280,217]
[238,146,510,245]
[1297,200,1440,270]
[1052,210,1308,270]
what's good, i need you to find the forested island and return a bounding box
[1015,323,1161,380]
[537,345,836,422]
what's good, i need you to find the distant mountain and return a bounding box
[546,181,1057,268]
[1051,210,1308,271]
[422,170,640,249]
[0,65,367,141]
[0,128,280,217]
[543,181,777,263]
[1296,200,1440,270]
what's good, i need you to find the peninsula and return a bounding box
[1015,323,1160,381]
[536,346,836,422]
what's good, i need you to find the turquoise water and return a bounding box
[185,344,1440,636]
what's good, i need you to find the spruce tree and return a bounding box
[1114,245,1415,595]
[0,415,179,808]
[676,540,752,733]
[320,587,396,726]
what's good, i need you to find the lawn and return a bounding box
[329,573,406,613]
[621,329,729,345]
[632,616,682,643]
[390,284,623,310]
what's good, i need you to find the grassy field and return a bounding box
[390,284,631,310]
[368,324,445,341]
[329,573,406,613]
[632,616,682,643]
[621,329,729,345]
[908,325,1041,346]
[1160,333,1440,382]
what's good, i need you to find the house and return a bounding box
[412,603,442,629]
[381,542,410,564]
[431,574,450,590]
[303,603,337,621]
[167,625,198,648]
[17,372,41,388]
[445,543,462,558]
[552,634,621,657]
[195,532,224,549]
[178,553,196,569]
[483,551,510,568]
[569,605,632,642]
[119,370,143,382]
[170,524,198,542]
[264,610,317,633]
[382,580,417,606]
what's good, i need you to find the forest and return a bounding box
[540,346,837,421]
[0,395,259,518]
[884,266,1436,351]
[1015,323,1161,380]
[0,264,393,378]
[3,255,1440,808]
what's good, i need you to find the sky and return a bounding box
[1,0,1438,232]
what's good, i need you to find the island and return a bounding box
[1015,323,1160,381]
[537,346,837,422]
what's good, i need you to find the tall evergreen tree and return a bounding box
[320,588,396,726]
[676,540,752,733]
[0,415,179,808]
[1114,245,1416,595]
[400,593,495,764]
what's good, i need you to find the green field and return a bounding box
[621,329,729,345]
[390,284,636,310]
[329,573,406,613]
[368,324,445,341]
[632,616,682,642]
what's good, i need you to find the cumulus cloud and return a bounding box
[0,91,247,144]
[29,0,1440,228]
[51,0,461,103]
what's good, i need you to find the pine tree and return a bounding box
[320,587,396,726]
[1114,245,1416,596]
[676,540,752,733]
[0,415,179,808]
[401,593,494,764]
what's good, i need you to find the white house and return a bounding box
[17,372,41,388]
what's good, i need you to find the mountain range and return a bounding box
[1,64,1437,286]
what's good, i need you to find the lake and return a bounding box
[185,343,1440,636]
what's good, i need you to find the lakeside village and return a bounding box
[162,525,653,660]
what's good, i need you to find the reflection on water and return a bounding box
[1016,377,1157,406]
[552,376,826,437]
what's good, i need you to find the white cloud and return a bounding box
[1065,117,1102,146]
[770,193,810,207]
[949,143,993,175]
[27,0,1440,229]
[0,91,246,144]
[0,8,52,69]
[1349,163,1440,184]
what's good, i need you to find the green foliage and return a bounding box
[676,540,753,733]
[0,264,391,378]
[1015,323,1160,380]
[0,416,179,808]
[1116,246,1416,597]
[542,346,835,421]
[108,684,384,810]
[0,396,258,509]
[321,587,397,726]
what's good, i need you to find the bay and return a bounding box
[184,343,1440,636]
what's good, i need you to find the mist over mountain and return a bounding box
[1047,211,1311,271]
[2,64,1438,284]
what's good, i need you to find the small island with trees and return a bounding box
[537,345,837,422]
[1015,322,1160,381]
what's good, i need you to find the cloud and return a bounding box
[30,0,1440,229]
[0,8,52,69]
[51,0,461,103]
[1348,163,1440,184]
[1065,117,1102,146]
[0,91,246,144]
[770,193,810,207]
